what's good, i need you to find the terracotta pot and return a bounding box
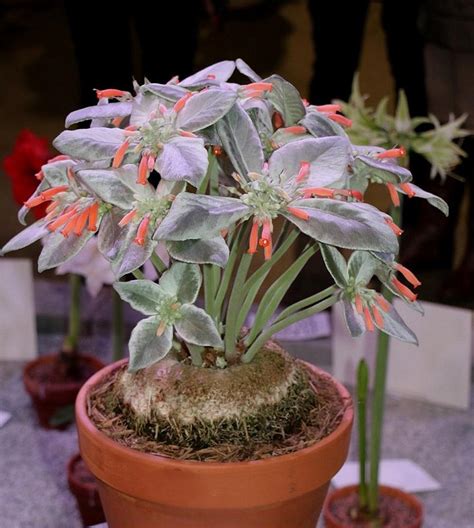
[23,353,104,429]
[76,359,353,528]
[323,484,424,528]
[67,453,106,527]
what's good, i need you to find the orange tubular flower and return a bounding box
[354,295,364,314]
[47,207,77,232]
[134,215,151,246]
[384,217,403,236]
[87,203,99,232]
[248,220,259,254]
[112,139,130,169]
[376,294,391,312]
[96,89,128,99]
[73,208,90,236]
[296,161,310,183]
[61,216,79,237]
[282,126,306,135]
[287,207,309,221]
[315,104,341,113]
[118,209,137,227]
[376,147,406,160]
[258,220,273,260]
[386,183,400,207]
[371,305,384,328]
[395,263,421,288]
[179,130,197,138]
[399,182,416,198]
[303,187,335,198]
[173,92,193,113]
[363,307,375,332]
[327,114,352,127]
[137,155,149,185]
[111,116,125,128]
[272,112,284,130]
[392,278,417,302]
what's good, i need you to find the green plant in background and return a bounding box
[338,75,470,180]
[1,60,448,451]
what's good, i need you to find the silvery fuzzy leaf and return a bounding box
[342,298,366,337]
[111,223,157,278]
[353,145,385,157]
[400,183,449,216]
[114,279,166,315]
[264,74,305,126]
[167,237,229,267]
[141,83,188,101]
[377,304,418,345]
[38,230,95,272]
[53,128,125,161]
[98,209,124,261]
[269,137,350,188]
[236,58,261,82]
[348,250,380,286]
[284,199,399,253]
[159,262,201,304]
[271,128,313,148]
[216,103,264,176]
[179,60,235,88]
[155,136,208,186]
[17,178,50,225]
[319,244,348,287]
[65,102,132,128]
[130,92,161,127]
[1,221,49,255]
[247,103,273,137]
[175,304,223,348]
[154,193,249,241]
[175,89,237,132]
[354,155,412,184]
[76,168,135,209]
[128,317,173,372]
[301,111,346,138]
[42,159,75,187]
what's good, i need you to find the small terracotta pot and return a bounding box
[323,484,424,528]
[67,453,106,527]
[23,353,104,429]
[76,359,354,528]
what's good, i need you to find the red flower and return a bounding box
[3,130,52,219]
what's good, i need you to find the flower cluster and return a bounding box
[2,60,448,369]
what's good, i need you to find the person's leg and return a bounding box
[64,2,134,107]
[133,3,200,84]
[307,0,369,104]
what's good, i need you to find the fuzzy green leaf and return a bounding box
[342,298,365,337]
[167,237,229,267]
[354,156,412,184]
[154,193,249,241]
[128,317,173,371]
[114,280,166,315]
[53,128,125,161]
[38,230,95,272]
[377,304,418,344]
[175,304,223,347]
[319,244,349,287]
[400,183,449,216]
[76,167,135,209]
[235,58,261,82]
[301,110,346,138]
[265,74,305,126]
[1,221,49,255]
[179,60,235,88]
[176,89,237,132]
[65,102,132,128]
[159,262,201,304]
[348,250,381,285]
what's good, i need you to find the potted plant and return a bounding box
[1,60,447,528]
[323,80,466,527]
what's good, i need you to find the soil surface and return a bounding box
[328,489,419,527]
[87,362,349,462]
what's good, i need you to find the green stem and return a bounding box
[63,274,81,352]
[151,251,166,274]
[357,359,369,510]
[112,288,124,362]
[224,252,253,360]
[187,343,204,366]
[242,294,338,363]
[132,269,145,280]
[273,285,339,323]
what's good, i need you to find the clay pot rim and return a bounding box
[23,353,104,393]
[76,358,354,470]
[324,484,424,528]
[67,452,98,492]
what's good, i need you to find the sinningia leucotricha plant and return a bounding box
[1,60,448,371]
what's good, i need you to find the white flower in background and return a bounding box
[56,237,116,297]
